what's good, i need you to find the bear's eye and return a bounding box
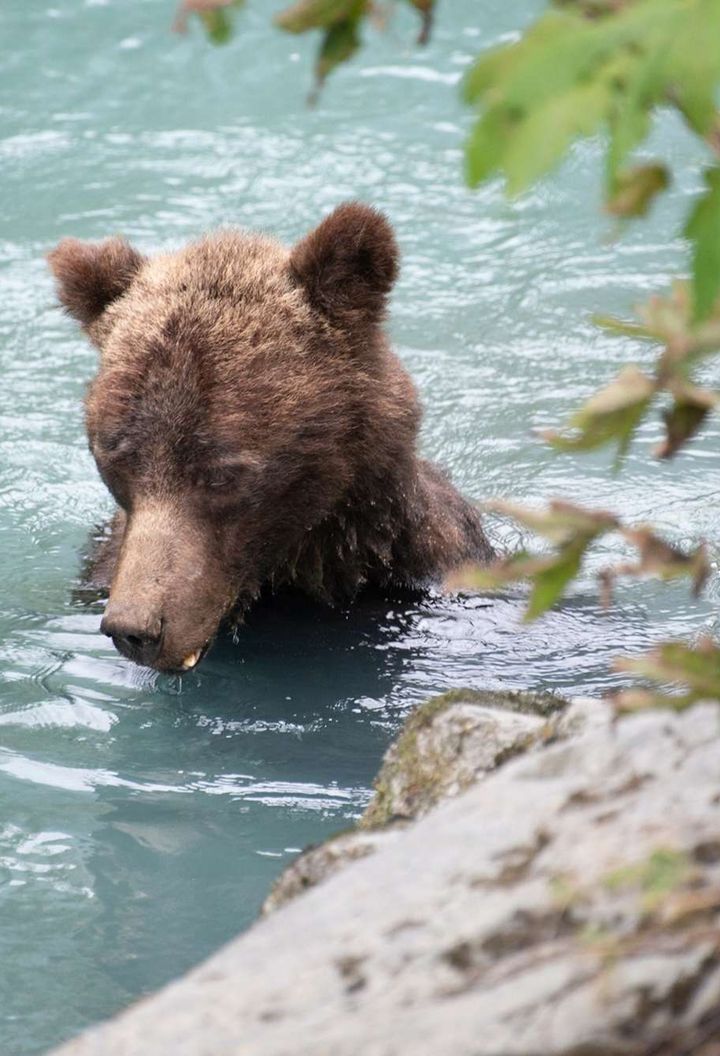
[202,454,264,491]
[93,434,132,461]
[206,470,235,489]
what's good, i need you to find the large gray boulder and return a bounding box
[263,688,565,913]
[50,698,720,1056]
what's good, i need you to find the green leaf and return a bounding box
[543,365,656,462]
[462,11,581,108]
[617,526,710,593]
[315,16,361,85]
[657,381,718,458]
[491,11,617,114]
[665,0,720,135]
[684,167,720,322]
[502,76,613,194]
[275,0,356,33]
[448,500,618,619]
[462,0,720,216]
[463,43,524,107]
[448,500,709,625]
[526,539,585,619]
[465,108,518,187]
[606,163,669,218]
[199,7,233,44]
[173,0,245,42]
[489,499,618,545]
[592,313,659,341]
[615,638,720,704]
[603,4,681,187]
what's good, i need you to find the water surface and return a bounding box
[1,1,718,1053]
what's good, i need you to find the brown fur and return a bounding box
[48,203,494,672]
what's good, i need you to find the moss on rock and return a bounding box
[263,688,571,914]
[360,688,567,831]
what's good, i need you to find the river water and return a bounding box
[1,1,718,1053]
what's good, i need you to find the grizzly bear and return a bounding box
[48,203,494,673]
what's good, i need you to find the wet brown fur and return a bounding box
[48,203,494,672]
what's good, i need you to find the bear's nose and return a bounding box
[100,607,163,667]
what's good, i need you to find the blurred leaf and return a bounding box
[525,539,586,619]
[448,501,709,624]
[614,687,699,711]
[619,281,720,358]
[643,284,720,361]
[463,0,720,221]
[592,313,659,340]
[447,550,559,591]
[465,107,517,187]
[617,527,710,592]
[276,0,368,95]
[605,47,663,185]
[615,638,720,707]
[200,8,233,43]
[275,0,357,33]
[542,364,655,462]
[656,380,719,457]
[567,293,720,461]
[489,499,619,545]
[447,547,587,621]
[315,17,361,86]
[503,77,613,194]
[659,399,708,456]
[173,0,244,42]
[447,500,618,619]
[685,167,720,321]
[665,0,720,135]
[606,163,669,218]
[404,0,435,44]
[463,42,524,107]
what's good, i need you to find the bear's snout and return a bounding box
[101,501,232,673]
[100,604,164,668]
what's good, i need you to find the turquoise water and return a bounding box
[1,2,718,1053]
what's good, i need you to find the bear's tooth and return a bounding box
[182,651,200,670]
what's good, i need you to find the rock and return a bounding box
[551,695,614,738]
[48,700,720,1056]
[360,688,566,829]
[261,828,400,915]
[263,688,566,914]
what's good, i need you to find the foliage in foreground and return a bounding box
[175,0,720,705]
[174,0,435,93]
[447,500,710,622]
[457,0,720,705]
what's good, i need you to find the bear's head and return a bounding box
[49,204,419,672]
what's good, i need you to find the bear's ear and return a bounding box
[290,202,398,326]
[47,237,145,329]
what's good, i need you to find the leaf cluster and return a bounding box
[456,1,720,707]
[614,638,720,710]
[175,1,436,94]
[173,0,246,45]
[546,282,720,463]
[448,500,709,621]
[464,0,720,320]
